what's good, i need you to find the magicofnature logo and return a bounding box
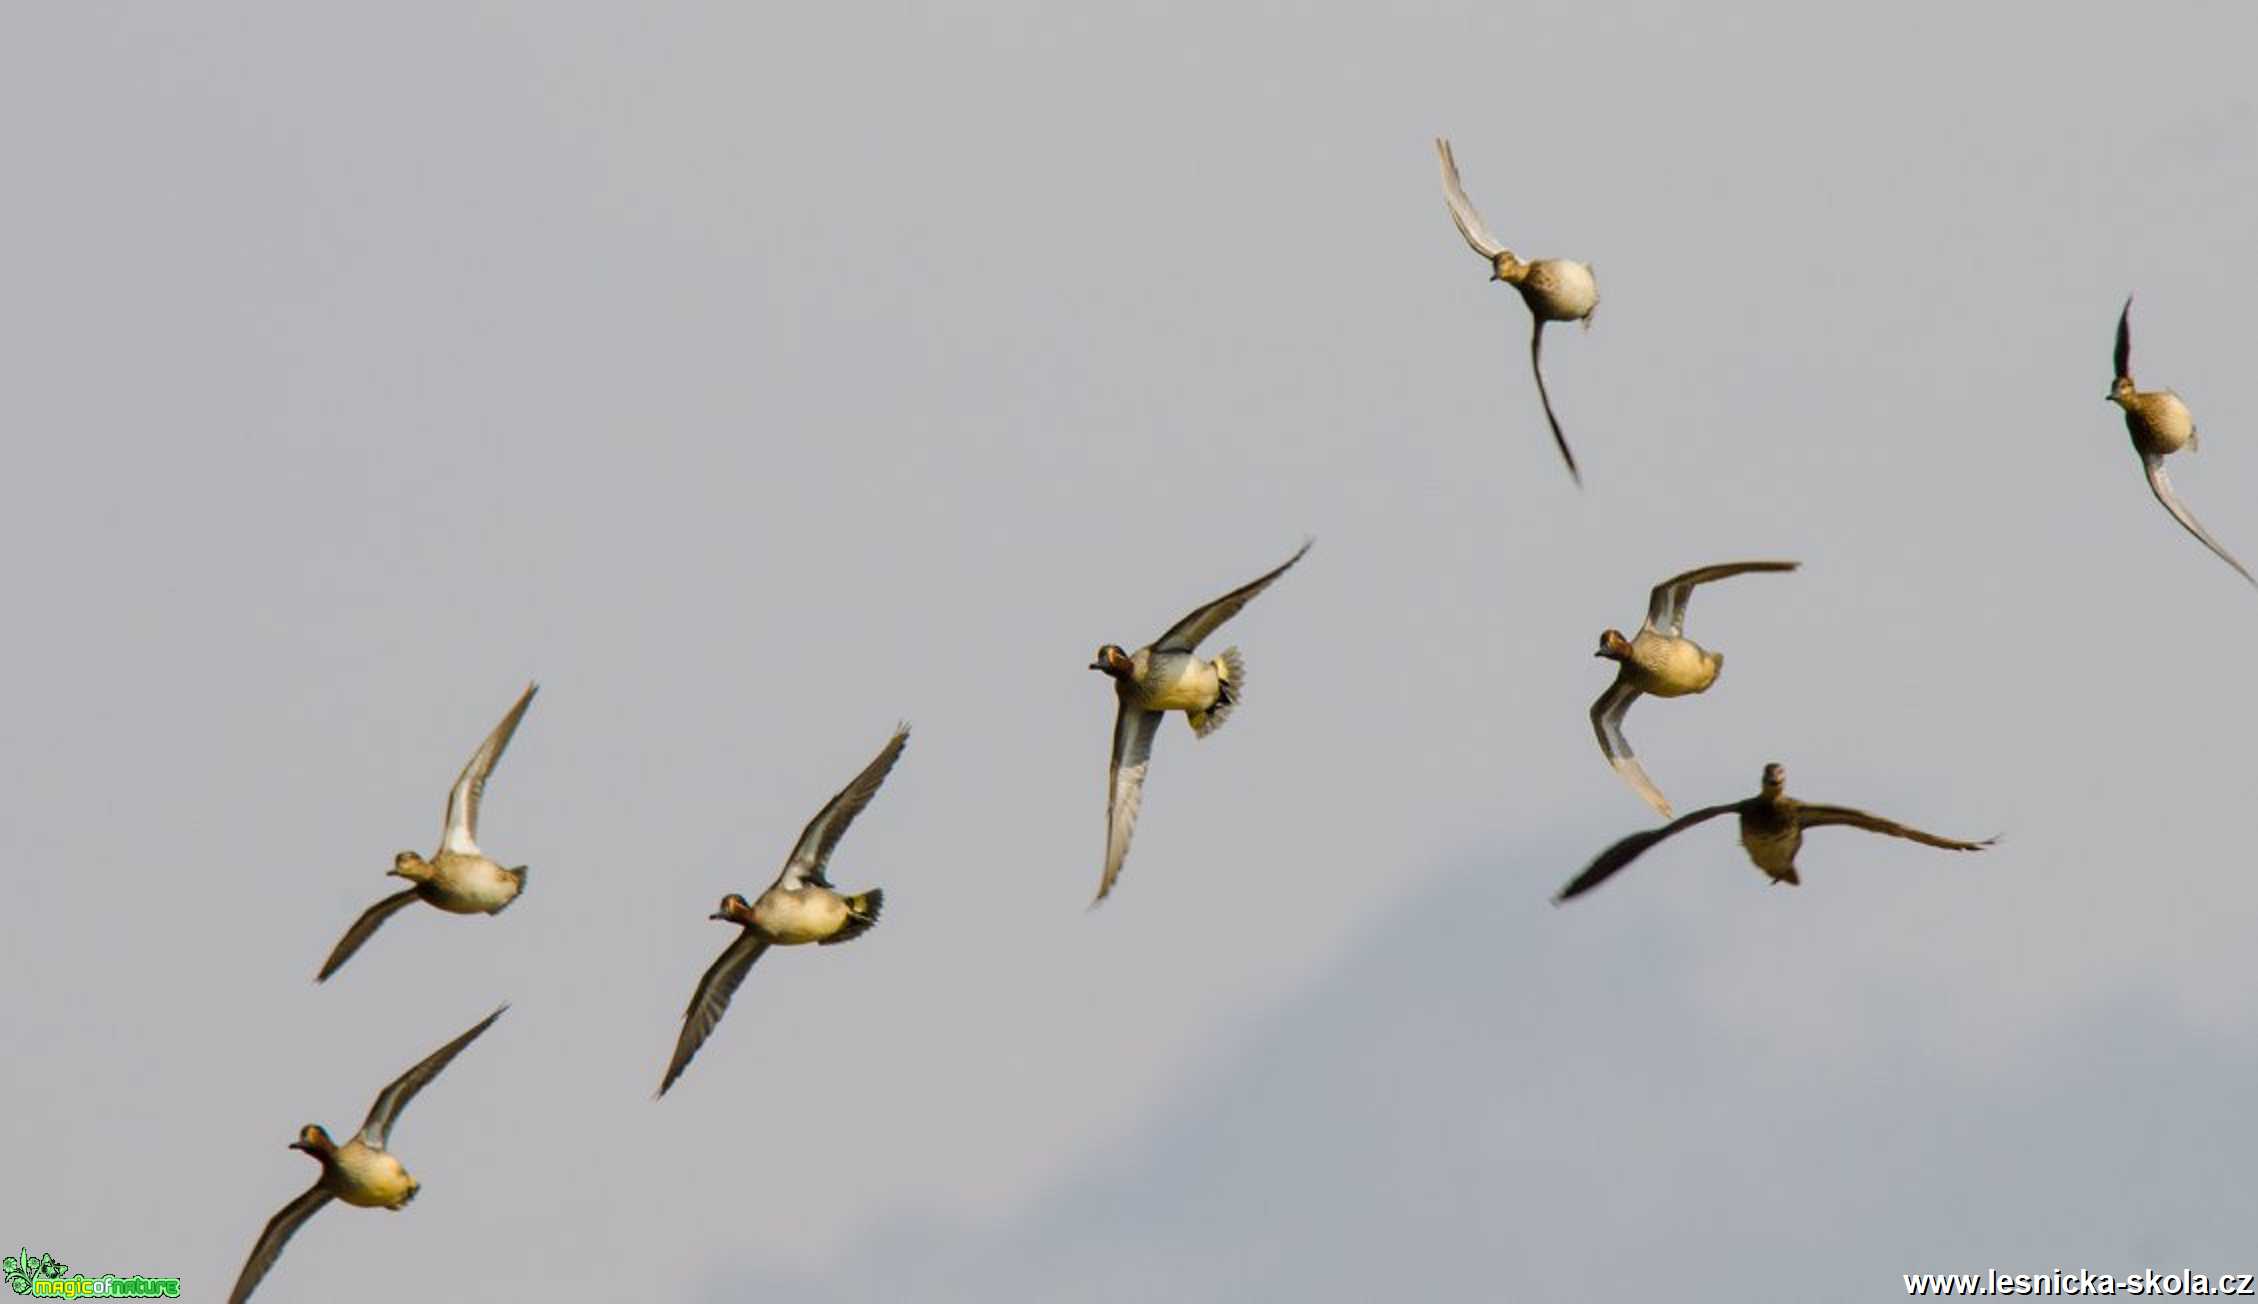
[4,1248,178,1298]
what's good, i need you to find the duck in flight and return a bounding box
[1435,136,1599,485]
[227,1006,507,1303]
[2106,297,2255,591]
[1590,562,1799,818]
[317,683,538,982]
[1088,540,1311,905]
[657,725,908,1098]
[1555,763,1993,902]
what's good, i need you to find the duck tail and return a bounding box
[822,888,884,945]
[494,866,529,913]
[1188,648,1244,738]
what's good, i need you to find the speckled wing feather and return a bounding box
[1153,540,1312,654]
[1094,703,1162,904]
[1590,677,1671,818]
[657,931,771,1098]
[1795,804,1995,852]
[314,887,420,983]
[1435,137,1507,261]
[442,682,538,856]
[227,1184,334,1304]
[1556,802,1745,903]
[777,725,910,891]
[2141,453,2258,590]
[359,1004,507,1147]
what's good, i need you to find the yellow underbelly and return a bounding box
[1522,260,1599,321]
[1141,659,1220,712]
[427,854,521,914]
[332,1143,416,1208]
[1628,636,1719,697]
[754,889,849,944]
[2129,397,2195,456]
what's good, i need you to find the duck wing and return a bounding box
[774,725,910,892]
[1556,802,1746,903]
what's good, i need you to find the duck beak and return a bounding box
[1592,648,1608,658]
[708,910,729,921]
[1087,660,1106,672]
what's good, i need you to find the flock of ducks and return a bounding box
[221,136,2251,1302]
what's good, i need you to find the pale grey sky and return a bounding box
[4,3,2256,1300]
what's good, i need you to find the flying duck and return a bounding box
[656,725,909,1098]
[1088,539,1310,904]
[2107,297,2255,590]
[1556,762,1992,902]
[1436,136,1600,484]
[226,1005,507,1303]
[317,683,538,982]
[1591,561,1799,817]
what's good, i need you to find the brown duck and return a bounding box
[2106,296,2255,590]
[1590,561,1799,818]
[227,1006,507,1303]
[1556,763,1993,903]
[317,683,538,982]
[1436,136,1600,484]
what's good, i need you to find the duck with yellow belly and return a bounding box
[1589,561,1799,818]
[1088,539,1311,905]
[656,725,909,1098]
[227,1005,507,1303]
[2105,296,2255,591]
[1435,136,1601,485]
[316,682,539,982]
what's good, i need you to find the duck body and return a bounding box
[1735,798,1804,883]
[2116,387,2197,457]
[1113,647,1227,715]
[748,885,862,945]
[1620,631,1721,698]
[326,1139,418,1209]
[411,851,524,915]
[1502,255,1599,323]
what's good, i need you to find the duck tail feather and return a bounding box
[821,889,884,945]
[1190,648,1244,738]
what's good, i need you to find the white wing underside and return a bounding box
[1435,137,1507,261]
[1592,679,1671,818]
[2144,453,2258,590]
[442,684,538,856]
[1096,706,1161,903]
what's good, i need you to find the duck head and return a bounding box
[290,1124,337,1160]
[1088,644,1134,679]
[1490,251,1526,284]
[389,851,433,883]
[1760,763,1787,798]
[710,893,755,924]
[2106,375,2136,407]
[1593,629,1633,662]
